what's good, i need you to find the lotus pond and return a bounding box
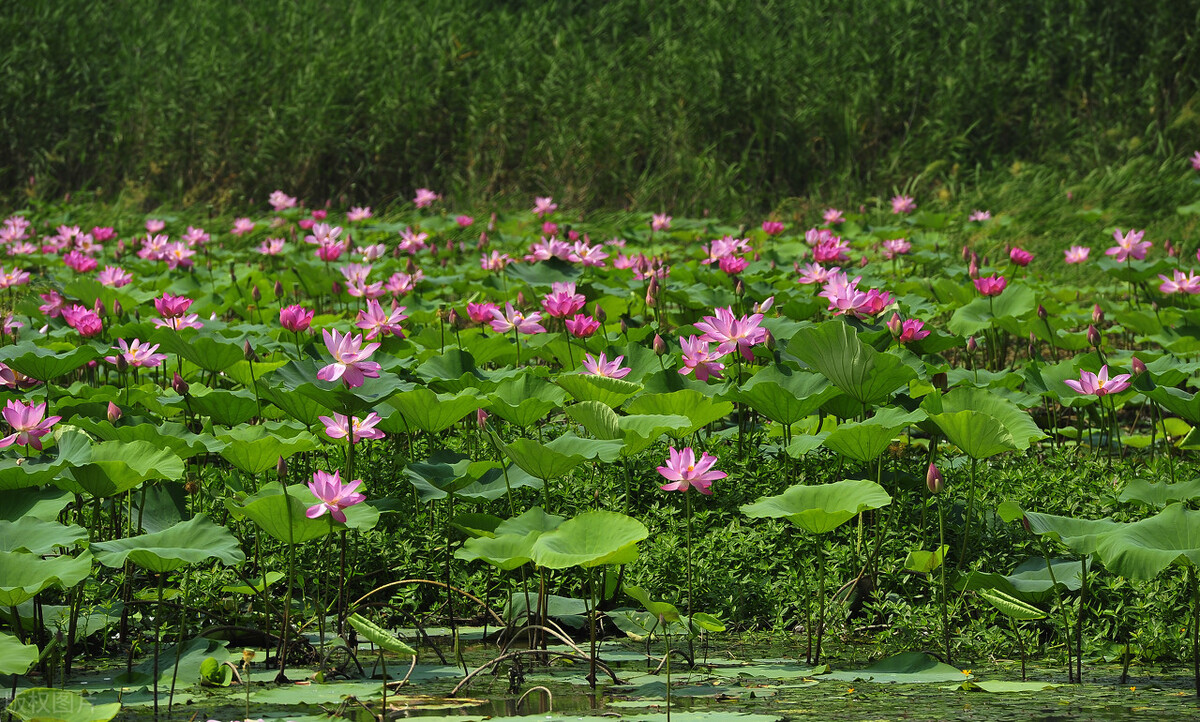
[5,182,1200,721]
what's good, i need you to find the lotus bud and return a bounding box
[653,334,668,356]
[765,329,776,351]
[1037,305,1047,320]
[172,372,188,395]
[734,279,745,296]
[477,235,487,249]
[593,303,606,322]
[274,280,284,298]
[488,212,497,231]
[276,456,287,482]
[966,336,977,353]
[1092,304,1103,324]
[229,263,237,283]
[886,312,903,337]
[961,245,970,261]
[116,354,128,373]
[107,401,122,423]
[968,258,978,279]
[926,463,944,494]
[516,291,525,307]
[331,281,343,295]
[645,287,656,307]
[1132,357,1147,376]
[620,318,629,336]
[859,255,869,267]
[476,408,489,431]
[244,340,257,361]
[406,258,417,274]
[112,300,122,318]
[1087,324,1101,348]
[447,308,460,328]
[252,285,262,302]
[932,372,948,390]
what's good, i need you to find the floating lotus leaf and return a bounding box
[530,510,648,569]
[0,518,86,554]
[0,551,93,607]
[741,479,892,534]
[7,687,120,722]
[788,320,915,407]
[225,482,378,544]
[91,515,244,573]
[819,652,969,683]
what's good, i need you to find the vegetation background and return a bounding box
[3,0,1200,216]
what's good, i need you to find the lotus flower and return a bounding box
[306,469,365,523]
[581,352,630,379]
[656,446,725,495]
[0,400,61,450]
[280,305,314,332]
[316,329,382,388]
[318,412,385,442]
[1064,246,1090,264]
[1064,365,1131,397]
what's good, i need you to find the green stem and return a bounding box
[815,540,826,665]
[153,573,165,720]
[1036,538,1075,683]
[957,458,979,570]
[938,496,950,665]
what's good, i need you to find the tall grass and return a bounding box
[2,0,1199,214]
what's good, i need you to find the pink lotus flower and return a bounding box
[891,195,916,214]
[973,275,1007,296]
[581,352,631,379]
[1157,269,1200,295]
[489,303,546,335]
[230,218,256,236]
[91,226,116,243]
[306,469,366,523]
[823,208,845,224]
[105,339,168,368]
[718,256,749,274]
[480,251,514,271]
[694,307,767,361]
[753,296,775,314]
[968,210,991,222]
[347,206,372,222]
[258,238,285,256]
[39,291,65,318]
[813,237,851,263]
[268,190,297,211]
[456,215,474,228]
[97,266,132,287]
[541,282,586,318]
[413,188,440,208]
[761,220,785,235]
[0,400,61,450]
[280,305,314,332]
[797,262,839,285]
[355,299,408,340]
[63,251,97,273]
[1064,246,1090,264]
[886,313,931,344]
[1105,228,1150,262]
[145,219,166,234]
[678,335,724,381]
[568,240,608,267]
[532,196,558,217]
[151,314,203,331]
[1010,247,1033,266]
[565,313,600,337]
[62,305,102,337]
[542,221,559,236]
[881,238,911,259]
[397,227,429,253]
[651,213,671,231]
[316,329,382,388]
[154,294,193,318]
[1064,365,1131,397]
[182,226,209,247]
[656,446,725,495]
[1192,151,1200,171]
[467,302,499,324]
[318,412,385,442]
[525,237,572,262]
[163,242,195,270]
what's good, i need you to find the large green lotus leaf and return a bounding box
[926,386,1046,450]
[455,533,540,570]
[624,584,681,622]
[1119,478,1200,508]
[785,432,831,458]
[929,409,1018,459]
[531,511,649,569]
[414,349,494,393]
[555,373,642,407]
[223,358,289,390]
[566,401,622,440]
[787,320,916,407]
[0,431,91,491]
[501,433,622,480]
[819,652,969,683]
[0,518,86,554]
[736,365,841,426]
[269,358,404,414]
[0,487,71,521]
[57,439,185,497]
[948,284,1037,337]
[625,390,734,438]
[1093,503,1200,580]
[740,479,892,534]
[347,613,417,656]
[68,419,224,459]
[505,257,581,286]
[978,589,1046,621]
[1019,510,1120,555]
[0,341,100,381]
[955,557,1085,604]
[495,506,564,535]
[226,482,377,544]
[405,451,501,502]
[0,633,38,676]
[382,387,482,434]
[617,413,694,456]
[258,382,326,426]
[153,328,245,373]
[185,387,260,426]
[0,551,93,607]
[8,687,121,722]
[91,515,244,573]
[216,421,318,475]
[113,636,228,689]
[823,408,927,462]
[488,374,567,427]
[1141,384,1200,425]
[1023,359,1095,408]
